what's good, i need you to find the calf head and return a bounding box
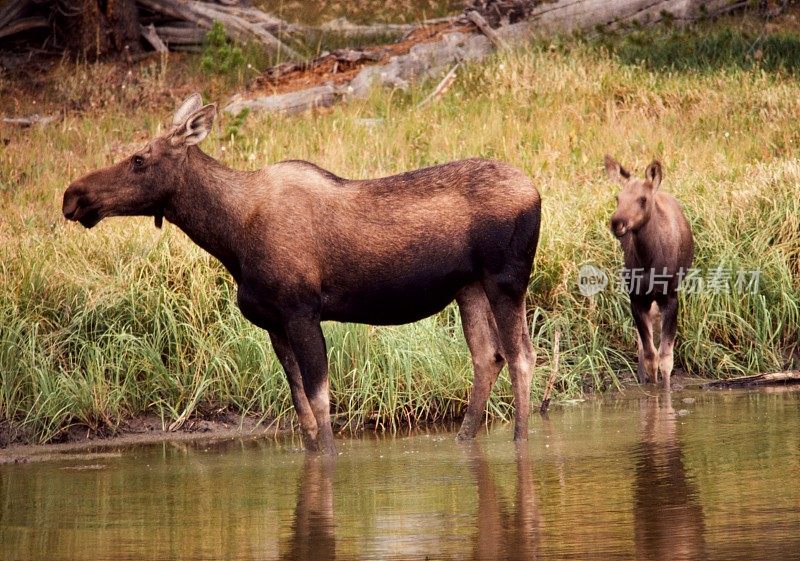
[605,155,662,238]
[62,93,216,229]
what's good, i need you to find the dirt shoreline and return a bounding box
[4,376,797,464]
[0,413,287,465]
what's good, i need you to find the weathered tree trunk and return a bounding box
[60,0,141,59]
[526,0,747,33]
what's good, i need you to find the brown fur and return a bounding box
[63,94,542,453]
[605,156,694,385]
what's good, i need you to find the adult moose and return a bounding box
[605,156,693,387]
[63,94,542,454]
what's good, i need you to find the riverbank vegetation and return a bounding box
[1,18,799,444]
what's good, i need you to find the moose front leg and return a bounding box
[631,299,658,384]
[284,315,336,455]
[658,296,679,389]
[269,331,321,452]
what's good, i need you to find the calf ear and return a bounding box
[645,160,662,190]
[172,93,203,126]
[171,104,216,147]
[604,155,630,184]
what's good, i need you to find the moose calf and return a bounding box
[605,156,694,386]
[62,94,542,453]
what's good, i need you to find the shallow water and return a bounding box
[2,388,799,561]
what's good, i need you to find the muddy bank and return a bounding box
[4,376,798,464]
[0,412,285,465]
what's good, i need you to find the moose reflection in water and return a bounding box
[465,443,541,561]
[280,456,337,561]
[278,443,540,561]
[633,393,706,561]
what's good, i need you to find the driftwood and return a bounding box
[0,0,32,30]
[466,10,508,50]
[703,371,800,389]
[224,85,337,115]
[527,0,749,32]
[319,17,418,37]
[265,48,381,82]
[140,23,168,53]
[467,0,539,27]
[2,113,59,127]
[1,0,751,60]
[417,62,459,108]
[151,24,206,46]
[231,0,750,116]
[136,0,301,59]
[0,15,47,39]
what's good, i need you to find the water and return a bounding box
[2,388,799,561]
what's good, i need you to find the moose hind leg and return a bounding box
[456,283,506,441]
[658,296,679,388]
[285,316,336,455]
[484,281,535,442]
[269,331,321,452]
[631,299,658,384]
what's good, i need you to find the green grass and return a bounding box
[1,27,799,443]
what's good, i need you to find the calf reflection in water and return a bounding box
[466,443,541,561]
[281,456,336,561]
[633,393,706,561]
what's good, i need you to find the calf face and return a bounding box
[605,156,662,238]
[62,94,216,229]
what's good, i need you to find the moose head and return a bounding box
[62,94,216,229]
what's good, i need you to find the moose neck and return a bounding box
[626,208,663,269]
[164,146,249,282]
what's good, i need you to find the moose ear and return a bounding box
[604,154,630,184]
[645,160,662,190]
[172,93,203,126]
[171,104,216,147]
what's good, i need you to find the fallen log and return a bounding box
[151,24,205,46]
[703,371,800,389]
[0,15,47,39]
[2,113,59,127]
[135,0,301,59]
[140,23,168,53]
[466,10,507,50]
[417,62,459,108]
[224,85,337,115]
[0,0,33,30]
[528,0,747,33]
[265,48,381,82]
[232,0,750,114]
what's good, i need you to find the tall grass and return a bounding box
[1,29,799,443]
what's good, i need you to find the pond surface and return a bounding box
[2,388,799,561]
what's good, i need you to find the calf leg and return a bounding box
[484,282,535,442]
[456,283,506,440]
[631,299,658,384]
[658,296,679,388]
[269,331,320,451]
[284,315,336,455]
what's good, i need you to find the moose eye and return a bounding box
[132,155,145,168]
[639,197,647,207]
